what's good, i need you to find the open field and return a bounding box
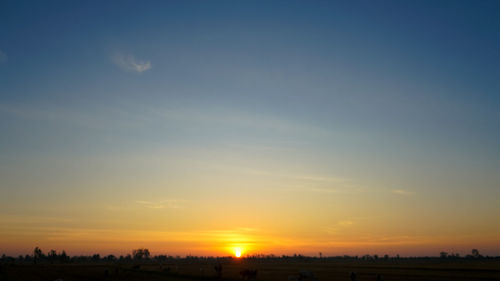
[1,259,500,281]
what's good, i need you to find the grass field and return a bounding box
[1,259,500,281]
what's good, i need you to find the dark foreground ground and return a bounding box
[1,259,500,281]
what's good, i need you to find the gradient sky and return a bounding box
[1,0,499,257]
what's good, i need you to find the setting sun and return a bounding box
[234,247,242,258]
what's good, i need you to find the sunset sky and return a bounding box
[1,1,499,257]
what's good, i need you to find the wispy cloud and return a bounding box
[201,163,349,185]
[197,163,362,194]
[0,102,328,139]
[0,49,7,63]
[324,220,355,234]
[391,189,416,196]
[112,53,151,73]
[136,199,185,209]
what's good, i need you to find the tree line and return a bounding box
[0,247,497,264]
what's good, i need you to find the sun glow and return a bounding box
[234,247,242,258]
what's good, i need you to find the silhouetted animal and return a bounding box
[376,274,382,281]
[350,272,357,281]
[214,264,223,278]
[240,269,258,280]
[132,265,141,270]
[298,270,316,281]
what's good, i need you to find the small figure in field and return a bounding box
[350,272,357,281]
[214,263,223,278]
[298,270,316,281]
[240,269,258,280]
[376,274,382,281]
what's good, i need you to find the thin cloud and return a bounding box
[338,220,354,226]
[0,49,7,63]
[391,189,416,196]
[324,220,355,234]
[0,102,329,140]
[136,199,185,209]
[112,53,151,73]
[307,187,340,194]
[196,163,362,194]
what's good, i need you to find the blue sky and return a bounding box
[0,0,499,255]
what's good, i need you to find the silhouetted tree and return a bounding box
[472,249,481,258]
[48,250,57,264]
[33,247,43,264]
[362,254,373,260]
[92,254,100,262]
[157,255,168,262]
[132,248,151,260]
[60,250,69,263]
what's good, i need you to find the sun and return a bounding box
[234,247,242,258]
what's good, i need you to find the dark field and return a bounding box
[1,259,500,281]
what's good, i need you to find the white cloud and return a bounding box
[391,189,416,196]
[0,49,7,63]
[112,53,151,73]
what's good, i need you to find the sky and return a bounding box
[0,0,499,257]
